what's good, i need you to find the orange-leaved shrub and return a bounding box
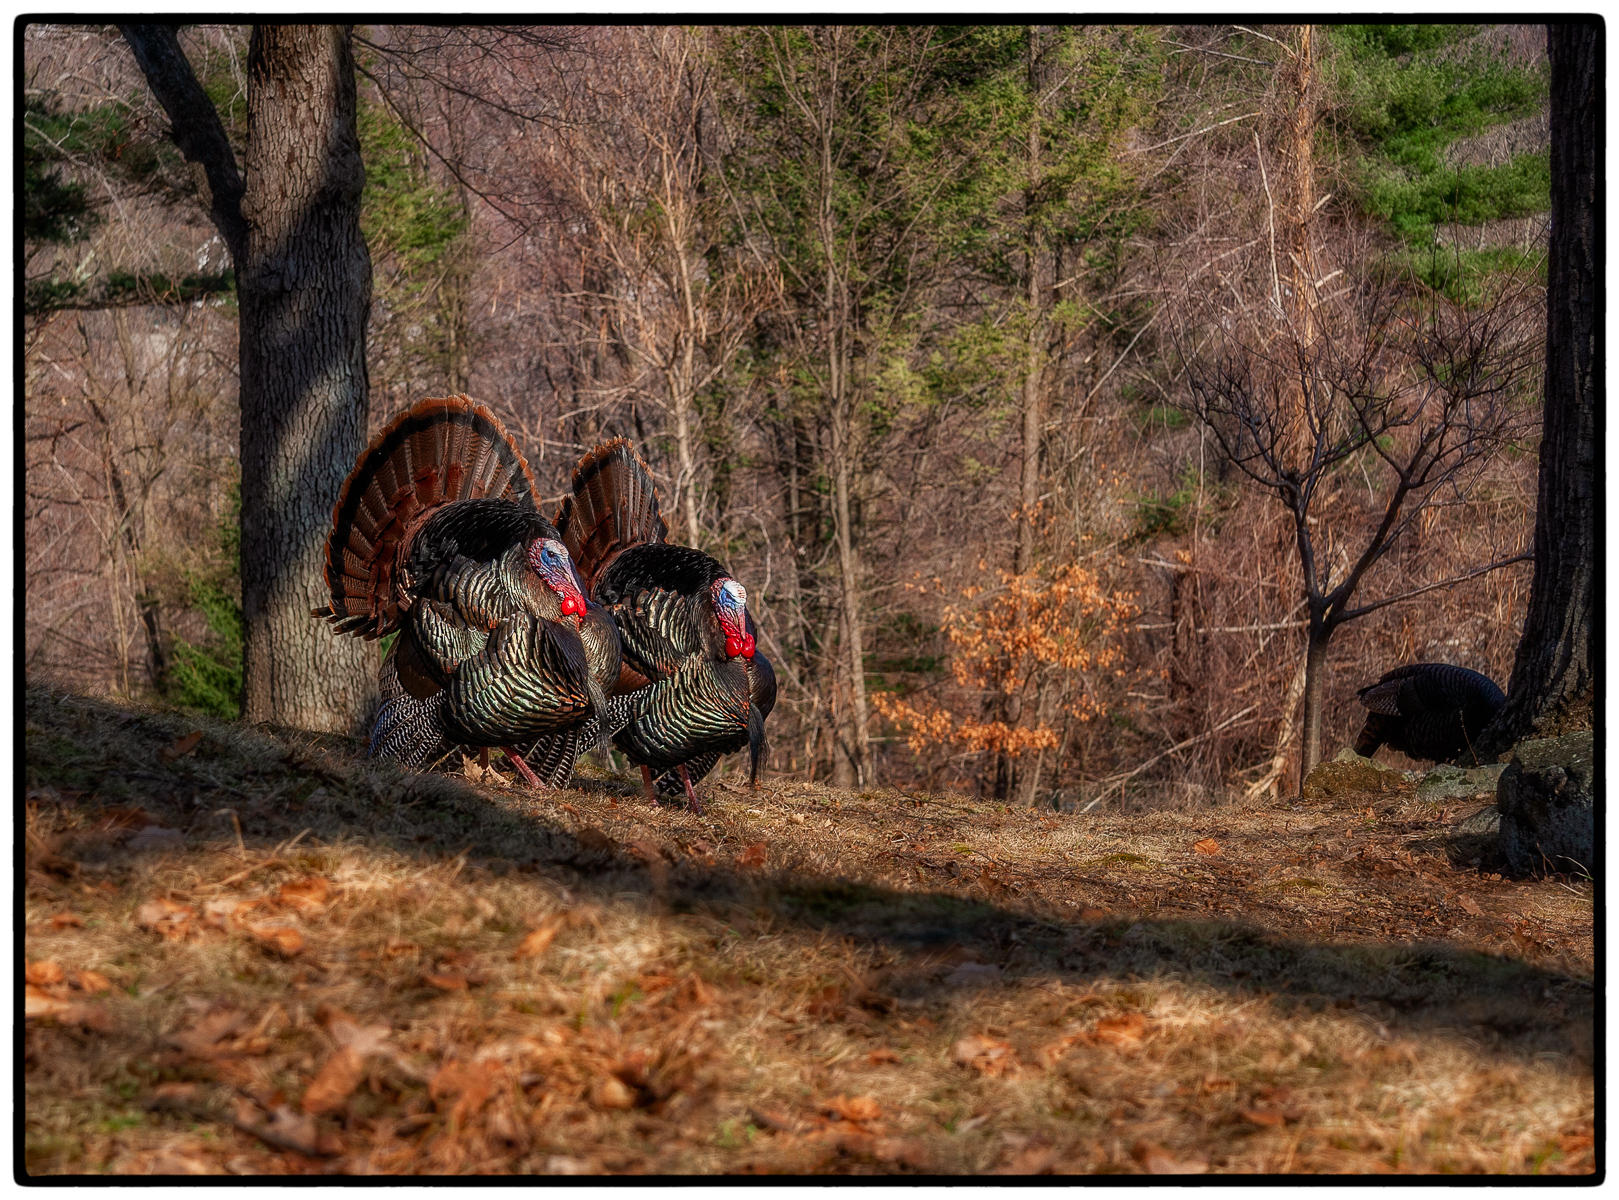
[872,562,1137,762]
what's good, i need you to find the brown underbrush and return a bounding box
[23,685,1594,1177]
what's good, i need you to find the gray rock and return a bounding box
[1453,805,1501,837]
[1418,762,1507,804]
[1496,731,1595,876]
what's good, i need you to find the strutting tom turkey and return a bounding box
[552,438,776,812]
[1353,662,1505,766]
[313,396,623,786]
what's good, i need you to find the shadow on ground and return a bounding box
[24,686,1594,1073]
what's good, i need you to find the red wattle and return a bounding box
[725,634,745,658]
[742,633,756,659]
[561,593,585,617]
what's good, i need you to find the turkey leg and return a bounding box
[640,765,662,806]
[502,746,547,790]
[678,765,703,816]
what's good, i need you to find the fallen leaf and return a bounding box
[135,897,196,941]
[423,972,468,991]
[1036,1031,1087,1067]
[383,939,418,959]
[1094,1012,1147,1047]
[824,1094,882,1124]
[1079,907,1109,920]
[1240,1107,1286,1127]
[73,969,113,994]
[590,1075,636,1110]
[277,877,330,915]
[203,896,262,930]
[431,1059,500,1125]
[998,1141,1059,1174]
[867,1048,902,1066]
[544,1156,594,1175]
[679,973,717,1009]
[1559,1131,1595,1155]
[628,839,670,888]
[1132,1139,1209,1174]
[748,1108,805,1134]
[1192,837,1221,856]
[170,1007,248,1058]
[25,985,72,1019]
[48,911,85,929]
[235,1101,341,1157]
[738,842,767,869]
[149,1081,201,1107]
[26,960,66,987]
[160,731,204,762]
[248,925,303,957]
[25,986,110,1031]
[1458,894,1484,916]
[514,915,566,961]
[301,1046,366,1115]
[952,1034,1020,1077]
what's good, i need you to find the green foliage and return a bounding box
[358,101,471,384]
[24,94,107,250]
[24,83,218,313]
[1324,23,1548,287]
[1396,245,1546,305]
[1134,404,1190,435]
[165,578,243,720]
[1129,465,1226,543]
[163,486,243,720]
[1367,154,1549,245]
[360,105,468,272]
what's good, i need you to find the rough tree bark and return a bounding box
[1483,20,1599,751]
[122,24,374,732]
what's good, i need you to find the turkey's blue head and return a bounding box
[711,577,755,659]
[528,537,588,626]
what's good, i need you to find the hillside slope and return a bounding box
[23,686,1593,1176]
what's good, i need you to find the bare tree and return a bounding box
[1183,273,1539,778]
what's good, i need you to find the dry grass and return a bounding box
[23,685,1594,1177]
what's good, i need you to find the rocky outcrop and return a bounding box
[1496,731,1595,876]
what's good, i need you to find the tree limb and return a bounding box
[1336,552,1532,623]
[118,25,247,263]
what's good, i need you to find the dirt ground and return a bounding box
[22,685,1595,1177]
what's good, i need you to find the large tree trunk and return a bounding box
[1484,21,1599,750]
[237,26,374,730]
[121,24,374,732]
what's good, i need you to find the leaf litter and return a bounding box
[21,685,1596,1176]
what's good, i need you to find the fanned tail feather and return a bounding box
[316,396,538,639]
[555,438,669,591]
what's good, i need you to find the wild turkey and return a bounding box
[313,396,623,786]
[1353,663,1505,765]
[553,438,776,812]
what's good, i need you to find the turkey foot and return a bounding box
[641,764,662,807]
[502,746,547,789]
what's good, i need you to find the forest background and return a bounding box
[22,23,1554,807]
